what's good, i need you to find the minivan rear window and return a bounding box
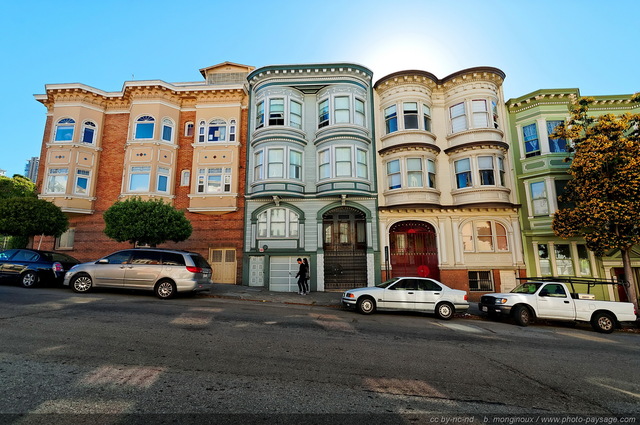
[163,252,186,266]
[189,254,211,269]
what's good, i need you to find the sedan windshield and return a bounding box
[376,278,400,289]
[511,282,544,294]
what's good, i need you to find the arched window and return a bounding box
[161,118,174,142]
[198,120,206,143]
[229,120,237,142]
[207,119,226,142]
[81,121,96,144]
[54,118,75,142]
[134,116,155,139]
[462,221,509,252]
[185,121,194,137]
[257,208,299,238]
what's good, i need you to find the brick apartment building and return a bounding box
[34,62,254,284]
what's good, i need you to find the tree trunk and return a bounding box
[621,248,639,316]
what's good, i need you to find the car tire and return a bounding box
[356,297,376,315]
[591,312,616,334]
[513,305,532,327]
[71,273,93,293]
[435,302,454,320]
[155,280,176,299]
[20,271,39,288]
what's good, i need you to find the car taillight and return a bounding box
[186,266,203,273]
[464,294,468,301]
[52,262,63,272]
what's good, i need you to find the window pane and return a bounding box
[530,182,549,216]
[82,127,94,143]
[476,221,493,251]
[547,120,567,152]
[55,126,74,141]
[135,123,154,139]
[130,173,150,192]
[162,125,172,142]
[385,105,398,133]
[523,123,540,156]
[555,244,574,276]
[577,245,591,276]
[403,102,418,129]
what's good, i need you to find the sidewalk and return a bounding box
[204,283,483,316]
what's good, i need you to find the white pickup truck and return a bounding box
[479,279,637,333]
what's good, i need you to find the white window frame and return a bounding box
[54,118,75,142]
[134,116,155,140]
[128,166,151,192]
[156,166,170,193]
[530,181,549,216]
[268,98,285,126]
[197,167,232,194]
[161,118,174,143]
[180,170,190,187]
[254,147,303,181]
[184,121,194,137]
[462,221,509,253]
[74,169,91,195]
[229,119,237,142]
[46,168,68,194]
[450,103,467,133]
[207,119,227,142]
[317,145,367,180]
[257,208,300,239]
[81,120,96,144]
[198,120,206,143]
[290,100,302,129]
[55,228,75,250]
[318,99,329,128]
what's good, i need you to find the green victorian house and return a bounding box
[506,89,640,302]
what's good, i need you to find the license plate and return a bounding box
[482,306,488,312]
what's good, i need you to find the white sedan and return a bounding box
[342,277,469,320]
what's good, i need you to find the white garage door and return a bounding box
[269,256,303,292]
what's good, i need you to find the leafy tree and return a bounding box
[0,197,68,239]
[0,174,37,199]
[0,175,39,248]
[103,197,192,247]
[551,94,640,312]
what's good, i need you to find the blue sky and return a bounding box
[1,0,638,178]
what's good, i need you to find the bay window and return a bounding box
[478,156,495,186]
[472,100,489,128]
[318,146,369,180]
[335,147,352,177]
[207,119,226,142]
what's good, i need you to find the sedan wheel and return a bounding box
[435,302,454,320]
[20,271,38,288]
[71,274,93,293]
[155,280,176,299]
[356,297,376,315]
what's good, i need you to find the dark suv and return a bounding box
[0,249,80,287]
[63,248,212,299]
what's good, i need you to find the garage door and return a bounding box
[269,256,303,292]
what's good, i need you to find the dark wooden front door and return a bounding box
[323,207,367,290]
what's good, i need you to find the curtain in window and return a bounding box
[523,124,539,154]
[547,120,567,152]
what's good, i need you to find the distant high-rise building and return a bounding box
[24,157,39,182]
[0,169,6,176]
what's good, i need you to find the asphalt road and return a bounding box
[0,285,639,424]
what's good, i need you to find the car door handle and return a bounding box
[407,292,414,294]
[564,301,570,304]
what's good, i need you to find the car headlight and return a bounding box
[495,298,508,304]
[344,292,356,299]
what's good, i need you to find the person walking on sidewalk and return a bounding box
[295,258,308,295]
[302,258,310,294]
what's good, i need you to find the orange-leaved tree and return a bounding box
[551,94,640,314]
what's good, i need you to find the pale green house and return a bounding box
[506,89,640,302]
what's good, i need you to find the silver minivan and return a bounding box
[63,248,212,299]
